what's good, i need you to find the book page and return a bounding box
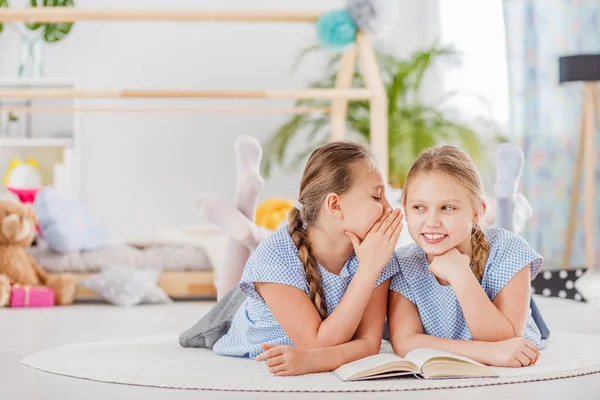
[333,353,405,380]
[404,348,484,369]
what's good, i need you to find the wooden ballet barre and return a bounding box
[0,88,372,100]
[0,106,331,114]
[0,8,322,23]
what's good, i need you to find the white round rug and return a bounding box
[20,332,600,392]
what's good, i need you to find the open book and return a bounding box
[333,349,498,381]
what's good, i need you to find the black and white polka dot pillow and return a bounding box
[531,267,586,302]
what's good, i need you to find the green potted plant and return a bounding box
[5,112,21,137]
[260,43,505,188]
[0,0,75,77]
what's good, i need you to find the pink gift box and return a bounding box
[10,285,55,308]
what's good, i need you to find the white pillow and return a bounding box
[79,266,172,306]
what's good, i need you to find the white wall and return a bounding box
[0,0,439,240]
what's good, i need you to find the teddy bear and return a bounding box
[0,199,76,307]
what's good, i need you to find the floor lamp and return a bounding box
[559,54,599,299]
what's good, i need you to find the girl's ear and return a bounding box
[474,199,487,223]
[325,193,343,219]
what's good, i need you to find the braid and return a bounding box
[288,208,328,320]
[470,224,490,280]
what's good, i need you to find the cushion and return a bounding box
[33,186,112,253]
[78,266,172,306]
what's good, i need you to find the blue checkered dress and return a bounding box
[213,225,399,359]
[389,228,545,348]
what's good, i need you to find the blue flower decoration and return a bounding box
[316,10,357,52]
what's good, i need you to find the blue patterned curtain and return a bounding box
[502,0,600,268]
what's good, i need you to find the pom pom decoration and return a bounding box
[346,0,398,39]
[316,9,357,52]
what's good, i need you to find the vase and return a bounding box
[18,34,45,78]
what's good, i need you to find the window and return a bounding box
[439,0,509,127]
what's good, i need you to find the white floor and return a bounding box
[2,295,600,399]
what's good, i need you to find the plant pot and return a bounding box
[5,120,21,137]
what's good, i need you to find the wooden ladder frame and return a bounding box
[0,7,389,180]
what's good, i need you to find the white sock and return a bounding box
[234,135,264,220]
[495,143,524,199]
[217,237,251,300]
[196,194,264,250]
[203,136,267,298]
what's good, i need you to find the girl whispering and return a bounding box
[191,139,404,376]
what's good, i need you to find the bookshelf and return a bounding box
[0,77,81,201]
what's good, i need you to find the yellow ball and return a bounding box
[255,198,294,230]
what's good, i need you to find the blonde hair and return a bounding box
[289,141,375,319]
[401,145,489,280]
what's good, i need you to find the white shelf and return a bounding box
[0,137,73,147]
[0,77,77,88]
[0,77,81,201]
